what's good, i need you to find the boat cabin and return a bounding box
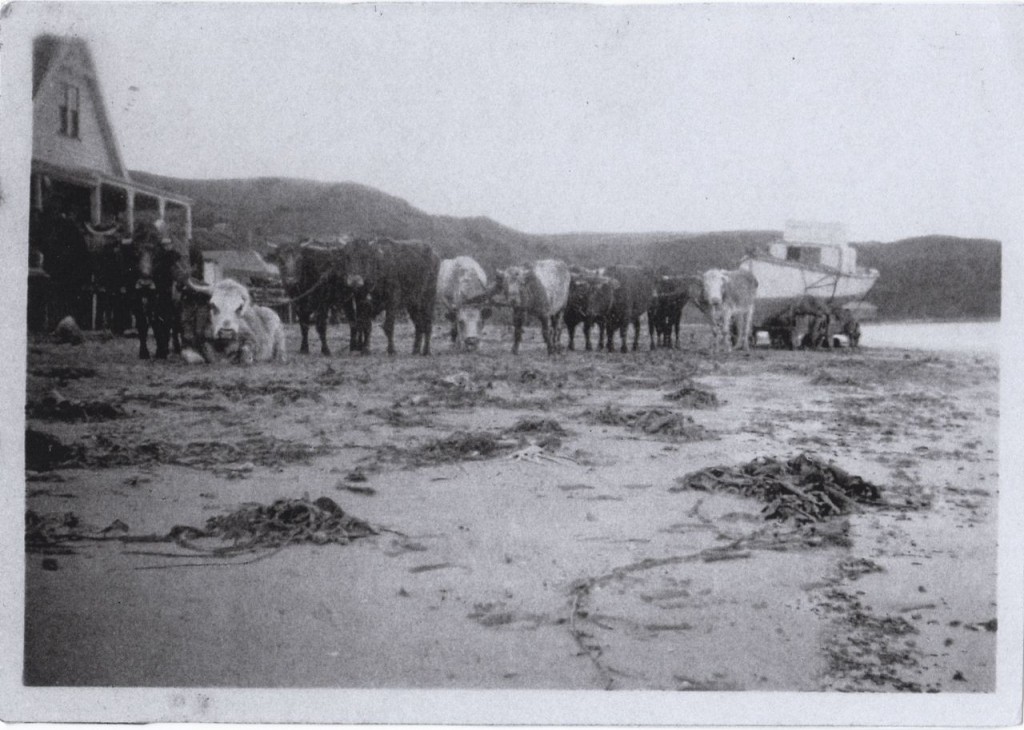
[766,220,861,274]
[767,241,860,274]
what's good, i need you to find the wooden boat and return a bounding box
[738,221,879,324]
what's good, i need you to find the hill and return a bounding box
[852,236,1001,321]
[130,172,1001,321]
[130,171,553,268]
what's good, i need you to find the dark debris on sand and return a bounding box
[199,496,377,552]
[27,391,126,422]
[672,453,882,523]
[587,405,716,441]
[663,380,720,409]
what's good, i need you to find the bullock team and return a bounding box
[261,237,760,362]
[44,222,768,364]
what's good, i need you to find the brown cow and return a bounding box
[603,265,656,353]
[343,237,440,355]
[564,267,618,352]
[647,274,705,349]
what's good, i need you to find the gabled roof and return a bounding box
[33,34,129,180]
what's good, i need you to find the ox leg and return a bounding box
[344,301,360,352]
[349,324,361,352]
[354,317,372,354]
[749,305,757,352]
[413,312,432,356]
[383,309,396,356]
[632,317,641,352]
[362,320,372,352]
[135,299,151,360]
[567,323,576,351]
[540,315,554,355]
[728,311,741,352]
[511,308,525,355]
[169,294,183,355]
[297,305,311,354]
[152,309,171,359]
[315,309,331,356]
[548,313,562,354]
[171,317,182,355]
[582,321,592,351]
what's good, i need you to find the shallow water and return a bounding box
[861,320,998,354]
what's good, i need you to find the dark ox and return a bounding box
[647,274,705,349]
[266,239,355,355]
[437,256,492,351]
[343,237,440,356]
[176,244,212,364]
[603,265,656,353]
[129,223,190,360]
[30,207,92,327]
[494,259,571,355]
[701,268,758,352]
[84,222,134,335]
[564,267,618,352]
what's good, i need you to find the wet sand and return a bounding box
[22,323,998,692]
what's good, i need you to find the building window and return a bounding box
[59,83,80,138]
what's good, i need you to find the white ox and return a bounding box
[701,268,758,352]
[495,259,571,355]
[187,278,287,364]
[437,256,492,351]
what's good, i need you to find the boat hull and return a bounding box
[739,256,879,324]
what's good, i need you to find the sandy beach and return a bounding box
[22,322,998,692]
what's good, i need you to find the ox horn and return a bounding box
[84,222,120,237]
[186,278,214,295]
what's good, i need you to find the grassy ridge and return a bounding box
[131,172,1001,321]
[852,237,1001,321]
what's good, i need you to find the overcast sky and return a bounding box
[14,2,1024,242]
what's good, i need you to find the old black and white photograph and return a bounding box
[1,1,1021,725]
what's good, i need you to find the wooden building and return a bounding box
[31,35,193,237]
[29,35,195,330]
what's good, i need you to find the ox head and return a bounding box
[701,269,730,311]
[265,240,311,290]
[568,268,596,307]
[494,266,528,307]
[135,240,157,288]
[189,279,251,346]
[342,238,379,290]
[448,291,493,351]
[574,273,618,316]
